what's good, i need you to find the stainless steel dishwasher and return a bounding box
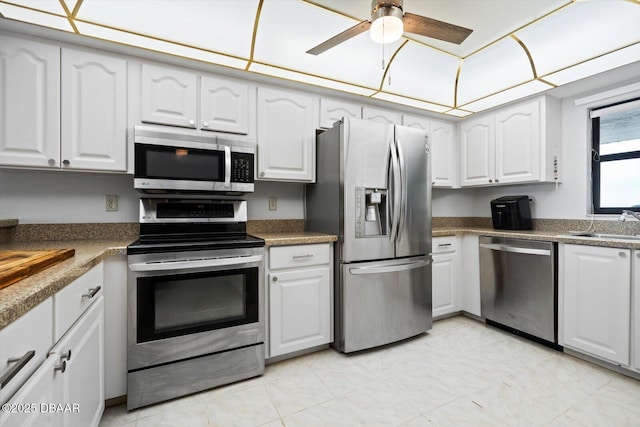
[479,236,559,348]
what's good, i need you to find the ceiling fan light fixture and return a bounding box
[370,5,404,44]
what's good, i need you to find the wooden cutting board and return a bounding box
[0,249,75,290]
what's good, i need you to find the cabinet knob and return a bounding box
[272,276,278,282]
[188,119,195,127]
[202,121,209,128]
[489,179,493,183]
[54,360,67,374]
[619,252,627,258]
[495,179,499,183]
[62,159,70,166]
[260,172,265,177]
[48,158,55,166]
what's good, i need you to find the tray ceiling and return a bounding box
[1,0,639,117]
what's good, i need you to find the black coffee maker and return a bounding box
[490,196,532,230]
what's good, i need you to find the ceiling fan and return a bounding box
[307,0,473,55]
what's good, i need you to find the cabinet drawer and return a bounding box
[269,244,330,270]
[432,236,458,253]
[53,263,103,341]
[0,298,53,404]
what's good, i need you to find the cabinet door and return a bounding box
[141,63,197,128]
[362,106,401,125]
[0,298,53,405]
[55,297,104,427]
[0,36,59,168]
[319,98,361,129]
[0,355,60,427]
[257,87,315,182]
[563,244,631,365]
[61,48,127,171]
[495,99,541,184]
[200,76,250,134]
[460,116,494,186]
[634,250,640,372]
[430,120,457,188]
[432,252,459,317]
[269,267,331,357]
[402,114,430,131]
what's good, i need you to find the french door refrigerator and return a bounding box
[306,117,432,353]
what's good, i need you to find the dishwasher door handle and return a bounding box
[479,243,551,256]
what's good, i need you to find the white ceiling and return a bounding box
[1,0,639,117]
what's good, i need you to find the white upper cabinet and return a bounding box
[460,115,495,186]
[0,36,60,168]
[200,76,251,134]
[363,106,402,125]
[141,63,198,128]
[495,99,541,184]
[402,114,430,130]
[460,96,561,187]
[430,120,458,188]
[61,48,127,172]
[140,63,253,136]
[403,114,458,188]
[319,98,361,129]
[257,87,316,182]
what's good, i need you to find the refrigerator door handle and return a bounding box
[348,259,430,275]
[396,139,407,235]
[389,138,401,242]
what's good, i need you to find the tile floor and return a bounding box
[99,315,640,427]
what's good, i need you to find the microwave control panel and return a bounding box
[231,152,254,183]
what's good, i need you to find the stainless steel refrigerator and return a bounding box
[306,116,432,353]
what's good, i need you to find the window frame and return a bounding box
[591,98,640,214]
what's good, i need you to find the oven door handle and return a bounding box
[129,254,263,272]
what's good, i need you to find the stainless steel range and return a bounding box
[126,199,265,410]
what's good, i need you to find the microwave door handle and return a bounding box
[224,145,231,188]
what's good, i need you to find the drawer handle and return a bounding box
[0,350,35,389]
[60,350,71,362]
[82,286,101,299]
[292,254,314,260]
[438,243,452,247]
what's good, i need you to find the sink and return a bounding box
[563,232,640,241]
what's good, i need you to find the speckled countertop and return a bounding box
[251,231,338,246]
[0,239,135,330]
[432,227,640,249]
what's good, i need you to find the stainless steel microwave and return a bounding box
[133,125,254,194]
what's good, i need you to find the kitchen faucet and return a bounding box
[618,210,640,222]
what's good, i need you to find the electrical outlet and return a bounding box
[105,195,118,212]
[268,197,277,211]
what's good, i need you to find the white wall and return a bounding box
[0,170,304,223]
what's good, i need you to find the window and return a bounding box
[591,98,640,214]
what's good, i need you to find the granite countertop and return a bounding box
[432,227,640,249]
[0,238,135,330]
[251,231,338,246]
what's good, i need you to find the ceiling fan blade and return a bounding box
[403,12,473,45]
[306,20,371,55]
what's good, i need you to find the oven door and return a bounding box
[127,247,264,370]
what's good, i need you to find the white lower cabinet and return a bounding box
[54,297,104,427]
[432,236,460,318]
[460,234,481,317]
[633,250,640,372]
[267,243,332,358]
[562,244,631,365]
[0,265,105,427]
